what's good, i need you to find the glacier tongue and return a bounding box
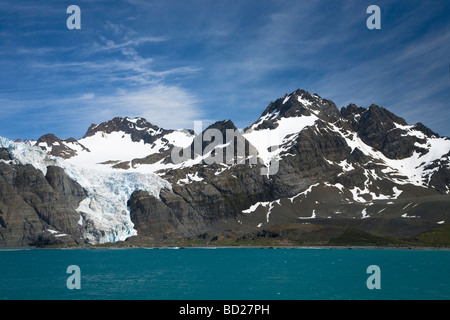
[70,167,171,244]
[0,136,171,244]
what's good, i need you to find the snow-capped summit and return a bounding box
[83,116,166,143]
[33,116,195,172]
[35,133,89,159]
[249,89,340,131]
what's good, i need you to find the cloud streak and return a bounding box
[0,13,204,139]
[0,0,449,139]
[0,85,202,139]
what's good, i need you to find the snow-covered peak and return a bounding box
[29,116,196,172]
[66,128,195,172]
[34,134,89,159]
[244,89,336,166]
[83,116,164,140]
[280,90,318,107]
[249,89,340,132]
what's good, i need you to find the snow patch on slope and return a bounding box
[298,209,316,220]
[242,199,281,226]
[297,94,313,107]
[326,122,450,186]
[243,114,318,166]
[67,131,159,170]
[289,183,320,203]
[282,95,291,104]
[177,172,204,185]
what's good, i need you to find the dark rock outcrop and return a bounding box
[0,157,86,246]
[35,134,89,159]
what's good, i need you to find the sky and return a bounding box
[0,0,449,140]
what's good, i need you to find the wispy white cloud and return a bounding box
[93,85,203,130]
[0,15,204,138]
[66,85,204,131]
[0,84,203,139]
[91,34,168,54]
[9,21,201,88]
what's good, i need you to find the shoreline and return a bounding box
[1,244,450,251]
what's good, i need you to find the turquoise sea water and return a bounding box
[0,248,449,300]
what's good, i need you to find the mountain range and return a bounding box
[1,89,449,247]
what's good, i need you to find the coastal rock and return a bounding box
[0,160,86,246]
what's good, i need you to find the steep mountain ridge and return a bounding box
[1,89,449,246]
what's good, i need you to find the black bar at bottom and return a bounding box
[0,299,431,318]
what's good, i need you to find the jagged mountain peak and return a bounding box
[249,89,341,131]
[340,103,440,139]
[83,116,164,140]
[204,119,238,132]
[264,89,322,117]
[338,102,443,160]
[187,119,256,161]
[36,133,63,144]
[413,122,439,138]
[340,103,366,118]
[34,133,89,159]
[361,104,408,127]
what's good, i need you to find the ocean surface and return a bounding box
[0,247,449,300]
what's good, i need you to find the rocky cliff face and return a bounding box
[0,148,86,246]
[1,89,449,246]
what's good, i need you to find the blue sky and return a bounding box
[0,0,449,140]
